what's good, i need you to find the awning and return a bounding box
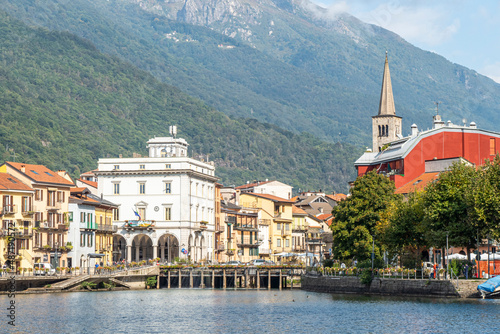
[87,253,106,258]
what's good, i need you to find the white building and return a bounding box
[95,132,218,264]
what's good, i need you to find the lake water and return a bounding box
[2,289,500,333]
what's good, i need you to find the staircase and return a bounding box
[109,278,132,289]
[46,275,91,291]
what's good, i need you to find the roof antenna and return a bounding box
[434,101,441,115]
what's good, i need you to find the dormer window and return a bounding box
[140,165,145,170]
[113,165,120,170]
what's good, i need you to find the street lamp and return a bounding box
[55,241,59,274]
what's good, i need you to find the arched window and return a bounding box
[381,125,385,136]
[378,125,381,137]
[385,125,389,137]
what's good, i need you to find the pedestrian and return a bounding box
[465,264,469,279]
[95,262,99,274]
[433,263,438,279]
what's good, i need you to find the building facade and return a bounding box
[96,134,218,264]
[0,173,34,271]
[1,162,73,269]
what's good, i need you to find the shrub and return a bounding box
[359,269,373,285]
[145,276,157,288]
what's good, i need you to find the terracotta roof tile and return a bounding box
[235,180,272,190]
[0,173,33,191]
[243,192,293,203]
[5,162,74,186]
[316,213,333,221]
[326,194,348,202]
[292,205,308,215]
[78,179,97,188]
[395,172,440,195]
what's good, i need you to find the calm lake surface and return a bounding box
[2,289,500,333]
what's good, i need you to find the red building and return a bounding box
[355,55,500,188]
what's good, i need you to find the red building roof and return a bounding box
[355,125,500,188]
[243,192,294,203]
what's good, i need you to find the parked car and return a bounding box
[264,261,277,266]
[34,263,56,276]
[250,259,266,266]
[226,261,242,266]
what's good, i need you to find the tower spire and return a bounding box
[378,52,396,116]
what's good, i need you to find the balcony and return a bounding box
[96,223,118,233]
[293,245,306,252]
[57,224,69,231]
[124,220,156,231]
[215,225,225,233]
[225,216,237,224]
[307,238,323,245]
[292,226,307,233]
[216,244,225,252]
[194,221,208,232]
[233,223,258,232]
[10,230,33,238]
[22,210,35,216]
[2,204,17,215]
[237,237,261,248]
[281,229,292,237]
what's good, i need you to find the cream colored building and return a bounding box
[1,162,73,269]
[239,193,293,262]
[0,172,34,271]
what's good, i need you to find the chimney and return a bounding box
[57,170,65,177]
[469,122,477,129]
[411,124,418,137]
[21,165,26,173]
[433,114,444,129]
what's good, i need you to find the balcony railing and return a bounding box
[225,216,237,224]
[292,226,307,233]
[10,230,33,238]
[215,225,225,233]
[96,223,117,233]
[293,245,306,252]
[22,210,35,216]
[2,204,17,214]
[307,238,323,244]
[216,244,225,251]
[233,223,258,231]
[124,220,155,231]
[46,202,62,211]
[57,224,69,231]
[237,237,260,248]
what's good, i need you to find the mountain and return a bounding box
[0,11,359,193]
[1,0,499,146]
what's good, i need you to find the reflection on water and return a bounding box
[2,290,500,333]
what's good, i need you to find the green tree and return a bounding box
[331,171,401,262]
[473,154,500,240]
[383,192,425,267]
[422,162,478,259]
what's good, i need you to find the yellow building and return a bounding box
[0,173,35,271]
[239,193,293,262]
[291,205,308,255]
[1,162,74,269]
[95,201,117,266]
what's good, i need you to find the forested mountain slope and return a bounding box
[0,11,359,193]
[2,0,499,146]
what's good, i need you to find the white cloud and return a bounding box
[356,4,460,46]
[480,62,500,84]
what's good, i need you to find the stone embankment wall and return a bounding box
[301,275,485,298]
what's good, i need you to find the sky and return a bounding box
[311,0,500,83]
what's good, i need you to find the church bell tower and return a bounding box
[372,52,402,152]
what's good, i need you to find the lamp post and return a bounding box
[445,231,450,278]
[55,241,59,274]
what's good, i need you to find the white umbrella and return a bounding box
[480,253,500,261]
[445,253,467,260]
